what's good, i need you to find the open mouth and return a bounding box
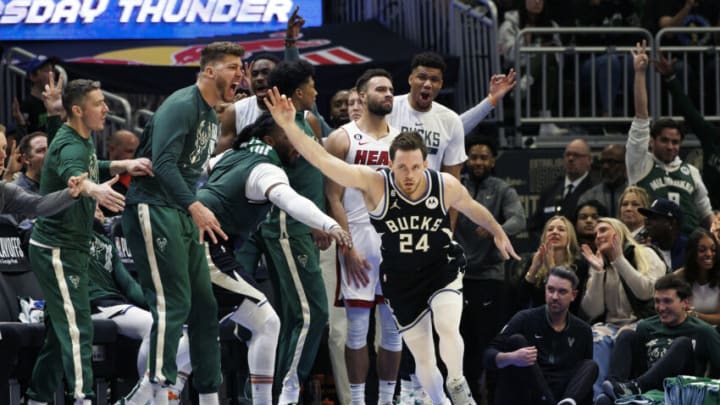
[254,84,268,96]
[419,91,432,103]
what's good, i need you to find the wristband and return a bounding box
[488,92,498,107]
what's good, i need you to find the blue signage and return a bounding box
[0,0,322,40]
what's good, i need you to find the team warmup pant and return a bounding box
[26,243,94,401]
[122,204,221,393]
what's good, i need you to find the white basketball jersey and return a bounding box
[341,120,399,224]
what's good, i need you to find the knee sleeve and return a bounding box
[345,306,370,350]
[377,304,401,352]
[231,300,280,376]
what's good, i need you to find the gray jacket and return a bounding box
[0,181,76,217]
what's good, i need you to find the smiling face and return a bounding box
[655,288,689,326]
[696,235,717,272]
[543,218,569,250]
[466,144,495,179]
[620,191,645,230]
[390,148,427,197]
[650,128,682,164]
[408,65,443,112]
[594,221,619,254]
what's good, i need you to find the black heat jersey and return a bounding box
[369,168,453,272]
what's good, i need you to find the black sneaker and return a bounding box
[601,379,641,400]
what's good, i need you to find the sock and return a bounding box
[198,392,219,405]
[251,375,273,405]
[350,383,365,405]
[378,379,397,404]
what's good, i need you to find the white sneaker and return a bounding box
[115,375,155,405]
[278,375,301,405]
[539,122,569,136]
[446,377,476,405]
[413,390,433,405]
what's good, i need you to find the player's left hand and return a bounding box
[489,68,517,101]
[286,6,305,40]
[124,158,154,177]
[311,228,333,250]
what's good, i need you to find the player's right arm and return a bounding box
[264,86,384,204]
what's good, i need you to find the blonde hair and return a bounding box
[534,215,580,286]
[618,186,650,212]
[597,217,650,275]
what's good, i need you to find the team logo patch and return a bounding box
[568,337,575,347]
[390,200,401,210]
[297,254,308,268]
[156,237,168,253]
[354,134,362,140]
[425,196,439,209]
[68,275,80,289]
[681,166,690,175]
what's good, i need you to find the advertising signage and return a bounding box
[0,0,322,40]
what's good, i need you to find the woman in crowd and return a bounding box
[674,229,720,326]
[521,215,588,315]
[618,186,650,243]
[580,217,667,398]
[574,200,608,252]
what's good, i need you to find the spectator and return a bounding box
[528,138,595,243]
[348,88,363,122]
[578,145,627,217]
[574,200,608,252]
[521,215,589,316]
[14,131,47,194]
[639,198,687,271]
[673,229,720,326]
[618,186,651,243]
[601,275,720,401]
[455,133,526,400]
[712,210,720,241]
[483,266,598,405]
[627,40,712,235]
[17,56,61,134]
[580,217,667,398]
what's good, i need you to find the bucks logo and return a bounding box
[68,275,80,289]
[297,254,308,268]
[156,237,168,253]
[425,196,439,209]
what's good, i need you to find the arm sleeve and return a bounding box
[268,184,339,232]
[1,182,76,217]
[612,246,666,300]
[689,164,713,222]
[245,163,289,201]
[151,102,198,208]
[460,98,495,135]
[500,185,526,236]
[442,115,467,167]
[581,269,606,321]
[626,118,653,185]
[111,246,147,309]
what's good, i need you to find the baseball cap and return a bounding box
[20,56,60,75]
[638,198,682,221]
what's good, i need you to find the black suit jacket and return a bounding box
[527,175,595,242]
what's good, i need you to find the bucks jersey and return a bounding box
[341,120,399,224]
[369,168,452,271]
[197,138,278,237]
[636,162,699,232]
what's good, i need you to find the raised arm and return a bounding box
[263,87,384,203]
[627,40,653,185]
[442,173,520,261]
[632,40,649,120]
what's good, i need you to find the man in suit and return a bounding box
[528,138,595,241]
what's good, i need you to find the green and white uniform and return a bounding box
[27,124,109,401]
[122,84,221,391]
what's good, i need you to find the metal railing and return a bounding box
[133,109,155,135]
[1,47,136,157]
[655,27,720,123]
[512,27,656,129]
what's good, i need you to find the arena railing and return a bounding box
[133,109,155,135]
[512,27,656,132]
[655,27,720,123]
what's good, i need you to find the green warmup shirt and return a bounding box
[32,124,109,251]
[126,85,219,208]
[197,138,280,237]
[637,314,720,373]
[637,162,700,233]
[261,112,324,238]
[87,229,146,307]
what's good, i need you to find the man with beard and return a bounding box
[483,267,597,405]
[454,133,525,401]
[325,68,402,405]
[120,41,243,405]
[600,275,720,402]
[579,144,627,218]
[328,89,351,128]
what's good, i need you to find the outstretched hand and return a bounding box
[489,68,517,101]
[631,40,649,73]
[263,86,297,128]
[494,231,521,261]
[43,70,65,116]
